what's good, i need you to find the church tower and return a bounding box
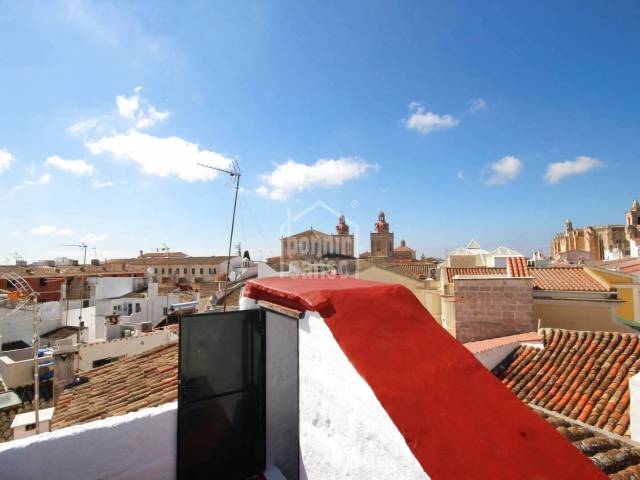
[626,200,640,257]
[370,211,394,258]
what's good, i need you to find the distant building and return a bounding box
[550,200,640,261]
[370,211,394,258]
[280,214,354,262]
[440,239,523,268]
[626,199,640,257]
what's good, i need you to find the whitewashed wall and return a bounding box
[77,330,174,371]
[0,402,178,480]
[298,311,429,480]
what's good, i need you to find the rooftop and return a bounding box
[447,264,609,292]
[51,342,177,430]
[497,328,640,437]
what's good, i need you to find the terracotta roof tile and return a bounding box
[529,267,608,292]
[51,342,177,430]
[507,256,530,277]
[464,331,541,354]
[447,265,609,292]
[446,267,506,282]
[538,409,640,478]
[498,329,640,437]
[378,262,437,280]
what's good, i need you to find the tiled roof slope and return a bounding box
[539,409,640,479]
[447,265,609,292]
[379,262,436,280]
[51,342,177,430]
[498,329,640,437]
[530,267,608,292]
[446,267,506,282]
[507,256,530,277]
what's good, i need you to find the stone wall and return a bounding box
[454,277,534,343]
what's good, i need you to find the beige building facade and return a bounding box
[551,200,640,261]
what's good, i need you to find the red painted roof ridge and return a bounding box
[245,277,607,479]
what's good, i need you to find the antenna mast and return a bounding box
[198,161,241,312]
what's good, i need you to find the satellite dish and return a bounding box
[146,267,155,275]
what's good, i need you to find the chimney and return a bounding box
[53,345,77,401]
[139,250,144,257]
[630,373,640,441]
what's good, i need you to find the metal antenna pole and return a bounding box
[32,295,40,434]
[197,162,241,312]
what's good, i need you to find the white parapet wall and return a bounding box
[0,402,178,480]
[298,311,430,480]
[630,372,640,442]
[78,329,175,371]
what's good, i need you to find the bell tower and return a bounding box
[370,211,394,258]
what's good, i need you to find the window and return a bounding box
[200,268,204,274]
[208,268,212,274]
[154,268,158,274]
[135,303,141,313]
[184,268,187,274]
[214,268,216,274]
[161,268,165,274]
[192,268,195,274]
[39,277,48,287]
[25,423,36,431]
[169,268,172,274]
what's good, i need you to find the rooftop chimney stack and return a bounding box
[53,343,77,401]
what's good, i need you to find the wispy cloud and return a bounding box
[68,86,169,136]
[68,117,99,136]
[545,156,604,184]
[484,156,523,186]
[93,179,115,188]
[256,157,372,200]
[404,102,458,135]
[31,225,75,236]
[86,130,233,182]
[0,148,14,173]
[468,98,488,114]
[81,233,110,243]
[9,174,52,196]
[46,155,94,176]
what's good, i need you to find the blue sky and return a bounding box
[1,0,639,262]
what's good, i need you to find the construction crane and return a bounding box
[0,273,42,433]
[60,242,88,267]
[198,160,241,312]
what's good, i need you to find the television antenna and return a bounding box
[198,160,241,312]
[0,272,43,434]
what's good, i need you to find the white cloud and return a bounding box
[116,93,140,119]
[485,156,523,186]
[256,157,371,200]
[81,233,110,243]
[46,155,94,176]
[9,174,52,195]
[68,117,99,136]
[86,130,233,182]
[135,105,170,129]
[116,87,169,129]
[456,170,465,180]
[31,225,75,236]
[468,98,488,114]
[404,103,458,135]
[93,179,115,188]
[545,156,604,184]
[0,149,14,173]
